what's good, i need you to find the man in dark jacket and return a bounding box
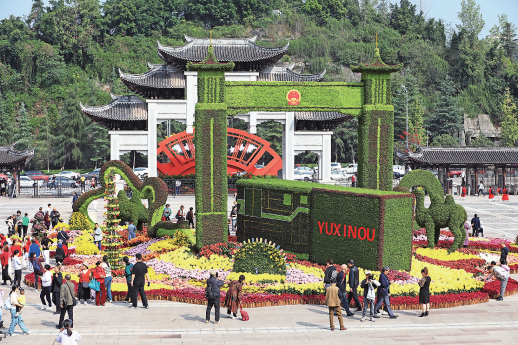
[501,242,510,265]
[323,259,336,288]
[50,208,60,229]
[336,264,354,316]
[57,227,70,247]
[51,264,63,315]
[471,214,481,237]
[123,256,134,303]
[373,266,397,319]
[346,259,362,311]
[205,270,224,324]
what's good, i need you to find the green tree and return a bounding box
[14,102,32,150]
[500,87,518,147]
[470,133,494,147]
[490,14,517,61]
[34,108,56,172]
[431,134,458,147]
[427,76,463,137]
[457,0,484,37]
[0,96,14,146]
[184,0,238,27]
[85,122,110,168]
[28,0,45,32]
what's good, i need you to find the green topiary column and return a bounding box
[103,168,123,269]
[352,48,402,191]
[187,46,234,248]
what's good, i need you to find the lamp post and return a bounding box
[401,85,408,151]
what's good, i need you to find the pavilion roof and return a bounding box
[157,35,289,71]
[0,144,34,166]
[119,64,185,89]
[259,65,326,82]
[407,147,518,165]
[80,95,148,122]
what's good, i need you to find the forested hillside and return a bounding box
[0,0,517,170]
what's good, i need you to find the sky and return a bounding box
[0,0,516,38]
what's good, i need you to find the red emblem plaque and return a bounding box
[287,90,301,105]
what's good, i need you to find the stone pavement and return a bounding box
[2,275,518,344]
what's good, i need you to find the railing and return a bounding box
[161,178,240,195]
[31,181,98,198]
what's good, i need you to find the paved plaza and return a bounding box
[1,193,518,344]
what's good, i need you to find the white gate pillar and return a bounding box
[148,104,158,177]
[282,112,295,180]
[110,133,119,161]
[321,133,332,181]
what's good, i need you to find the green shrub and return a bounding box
[233,240,287,275]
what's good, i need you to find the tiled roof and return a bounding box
[157,35,289,69]
[80,95,147,121]
[119,64,185,89]
[258,67,326,82]
[0,144,34,165]
[408,147,518,165]
[295,112,350,121]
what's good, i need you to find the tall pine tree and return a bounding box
[0,95,14,146]
[14,102,32,150]
[428,76,464,139]
[500,87,518,147]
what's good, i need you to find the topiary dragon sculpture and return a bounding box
[398,169,467,253]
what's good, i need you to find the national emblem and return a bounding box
[286,90,301,105]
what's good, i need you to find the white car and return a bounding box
[343,164,358,174]
[331,163,342,171]
[293,170,313,181]
[294,166,314,175]
[19,176,41,188]
[133,167,149,177]
[330,170,347,181]
[393,165,410,176]
[57,171,80,180]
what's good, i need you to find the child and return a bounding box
[15,288,25,317]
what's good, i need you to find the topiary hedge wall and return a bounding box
[237,179,414,271]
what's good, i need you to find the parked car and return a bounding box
[57,171,81,180]
[330,170,347,181]
[330,162,342,171]
[293,170,313,181]
[343,164,358,174]
[393,165,411,176]
[23,172,50,181]
[393,171,402,179]
[24,170,44,175]
[47,176,78,188]
[133,167,149,178]
[294,166,314,175]
[19,176,43,188]
[83,168,101,179]
[448,170,463,178]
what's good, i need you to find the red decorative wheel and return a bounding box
[157,128,282,176]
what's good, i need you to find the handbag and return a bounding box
[88,279,100,292]
[240,306,249,321]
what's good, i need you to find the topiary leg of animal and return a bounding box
[434,225,441,247]
[425,216,435,248]
[448,209,465,253]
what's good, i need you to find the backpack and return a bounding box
[205,284,215,300]
[32,258,41,272]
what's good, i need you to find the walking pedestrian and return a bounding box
[187,207,195,229]
[123,257,133,303]
[325,273,346,331]
[461,185,466,200]
[12,250,22,287]
[478,181,485,196]
[41,232,51,265]
[21,213,29,239]
[360,270,380,322]
[346,260,362,311]
[502,186,510,201]
[56,274,75,329]
[176,206,185,222]
[500,242,510,265]
[71,192,78,209]
[224,275,245,319]
[55,243,66,266]
[44,211,51,230]
[1,243,12,285]
[323,258,336,289]
[101,256,113,303]
[78,263,91,304]
[7,285,30,336]
[336,264,354,316]
[130,253,149,309]
[80,176,85,192]
[57,227,70,247]
[162,204,172,221]
[30,252,44,290]
[55,319,81,345]
[487,261,509,301]
[205,270,224,324]
[92,261,106,306]
[230,204,237,231]
[488,186,495,201]
[40,264,53,310]
[373,266,398,319]
[464,221,471,248]
[51,264,63,315]
[50,208,61,229]
[127,221,136,241]
[418,267,431,317]
[175,179,181,196]
[471,214,482,237]
[93,223,102,250]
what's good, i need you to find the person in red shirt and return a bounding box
[92,261,106,306]
[1,244,12,285]
[461,185,467,200]
[11,239,21,258]
[58,240,69,257]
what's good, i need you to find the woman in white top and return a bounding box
[101,256,113,302]
[56,319,81,345]
[12,250,22,287]
[7,285,30,336]
[40,264,53,310]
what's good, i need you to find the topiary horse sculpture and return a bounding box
[398,169,467,252]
